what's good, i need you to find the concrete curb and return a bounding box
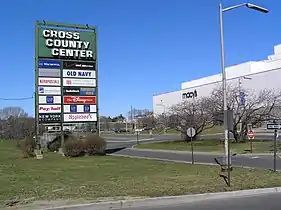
[46,187,281,210]
[111,153,220,167]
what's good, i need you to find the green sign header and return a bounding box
[38,28,96,60]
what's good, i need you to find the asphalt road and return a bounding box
[117,193,281,210]
[115,148,281,171]
[104,134,178,149]
[102,133,281,170]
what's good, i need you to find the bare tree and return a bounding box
[0,107,27,120]
[137,112,155,129]
[154,113,174,131]
[127,108,150,121]
[0,107,33,140]
[165,97,216,141]
[211,85,281,141]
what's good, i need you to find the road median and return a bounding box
[134,139,281,155]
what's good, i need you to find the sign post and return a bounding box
[187,127,196,164]
[35,21,99,155]
[136,131,139,145]
[274,129,277,172]
[266,120,281,172]
[247,130,254,153]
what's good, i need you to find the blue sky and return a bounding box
[0,0,279,117]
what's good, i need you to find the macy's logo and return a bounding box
[182,90,197,99]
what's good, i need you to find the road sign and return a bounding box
[267,124,281,130]
[187,127,196,138]
[247,130,254,140]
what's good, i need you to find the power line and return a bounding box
[0,95,34,101]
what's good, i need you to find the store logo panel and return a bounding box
[64,104,96,113]
[39,69,61,77]
[38,113,61,124]
[63,113,97,122]
[63,69,96,78]
[63,61,95,70]
[63,87,96,96]
[39,95,61,104]
[62,78,96,87]
[63,96,96,104]
[38,59,61,69]
[38,86,61,95]
[38,77,61,86]
[38,105,61,113]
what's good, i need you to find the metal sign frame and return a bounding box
[35,21,99,148]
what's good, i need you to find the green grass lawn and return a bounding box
[1,140,281,209]
[201,126,224,135]
[140,129,179,134]
[136,139,281,154]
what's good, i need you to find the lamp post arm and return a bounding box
[222,3,247,12]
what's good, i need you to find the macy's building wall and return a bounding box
[153,44,281,115]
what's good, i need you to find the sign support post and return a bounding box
[34,22,41,157]
[250,140,253,153]
[191,130,194,165]
[274,129,277,172]
[266,120,280,172]
[187,127,196,164]
[247,129,254,153]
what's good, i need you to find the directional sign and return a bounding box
[267,124,281,130]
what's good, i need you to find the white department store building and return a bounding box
[153,44,281,115]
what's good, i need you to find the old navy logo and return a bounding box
[182,90,197,99]
[67,70,92,77]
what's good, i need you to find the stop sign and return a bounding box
[248,130,254,140]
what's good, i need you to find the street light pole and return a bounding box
[219,2,268,186]
[219,2,229,174]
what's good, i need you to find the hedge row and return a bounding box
[18,133,107,158]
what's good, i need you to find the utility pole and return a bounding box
[238,77,243,141]
[238,76,251,141]
[131,105,133,133]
